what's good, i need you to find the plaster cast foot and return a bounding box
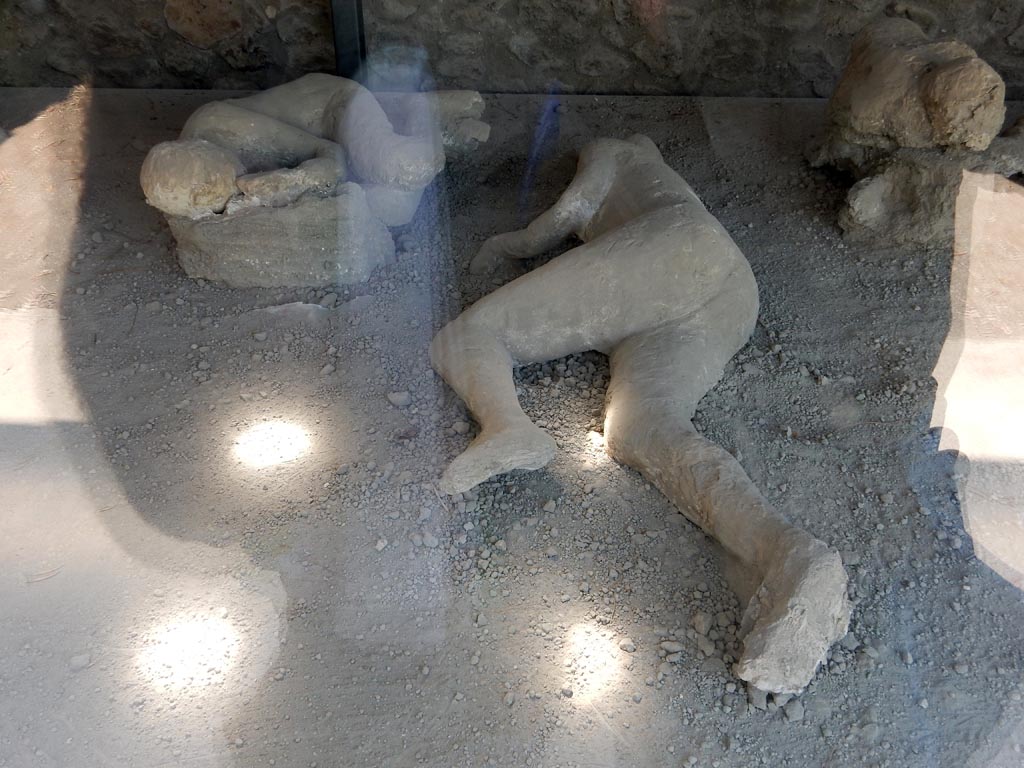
[440,425,556,495]
[734,530,851,694]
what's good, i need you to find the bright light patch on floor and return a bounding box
[234,420,310,467]
[136,615,239,690]
[583,430,609,469]
[565,622,624,703]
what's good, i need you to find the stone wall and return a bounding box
[3,0,1024,98]
[0,0,335,90]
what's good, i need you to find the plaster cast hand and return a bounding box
[469,233,521,274]
[469,212,576,274]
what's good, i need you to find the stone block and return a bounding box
[168,184,394,288]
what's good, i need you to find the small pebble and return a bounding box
[691,612,713,635]
[387,391,412,408]
[784,699,805,722]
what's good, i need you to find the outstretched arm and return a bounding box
[470,147,615,274]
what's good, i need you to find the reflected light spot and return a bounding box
[588,430,605,448]
[136,615,239,690]
[934,171,1024,588]
[564,622,624,703]
[234,420,310,467]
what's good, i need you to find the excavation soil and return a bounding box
[2,88,1024,767]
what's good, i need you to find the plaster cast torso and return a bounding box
[140,75,491,288]
[469,136,755,361]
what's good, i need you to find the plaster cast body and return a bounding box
[431,136,850,694]
[140,74,489,286]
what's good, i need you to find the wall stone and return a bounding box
[164,0,245,49]
[2,0,1023,98]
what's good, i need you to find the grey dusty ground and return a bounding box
[2,87,1024,768]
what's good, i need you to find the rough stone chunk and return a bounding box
[140,139,243,219]
[814,18,1005,172]
[164,0,244,49]
[690,611,713,636]
[812,19,1020,247]
[838,123,1024,246]
[169,184,394,287]
[783,698,805,722]
[920,57,1005,150]
[747,685,769,711]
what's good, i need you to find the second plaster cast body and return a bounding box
[431,135,851,694]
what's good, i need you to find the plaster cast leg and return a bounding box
[430,319,557,495]
[327,86,445,190]
[434,201,725,494]
[603,286,850,694]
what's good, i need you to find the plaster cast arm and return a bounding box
[469,151,614,274]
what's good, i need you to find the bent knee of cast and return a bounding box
[429,316,473,371]
[430,309,508,371]
[429,324,454,371]
[336,89,444,189]
[604,387,696,465]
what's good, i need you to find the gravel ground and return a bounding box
[2,87,1023,768]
